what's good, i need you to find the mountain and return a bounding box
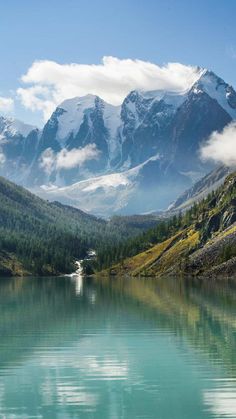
[101,171,236,278]
[1,69,236,215]
[0,116,39,183]
[168,165,233,212]
[0,176,155,276]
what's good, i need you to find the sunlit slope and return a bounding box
[106,172,236,278]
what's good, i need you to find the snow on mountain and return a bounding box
[35,155,190,217]
[39,157,156,198]
[0,116,37,139]
[37,171,134,216]
[0,116,39,184]
[36,68,236,178]
[56,95,99,143]
[2,67,236,216]
[192,70,236,119]
[55,94,121,153]
[8,119,37,137]
[138,89,187,109]
[102,102,121,161]
[35,157,154,216]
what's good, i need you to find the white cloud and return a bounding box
[17,85,52,119]
[17,56,202,120]
[0,152,6,165]
[56,144,99,169]
[39,148,55,174]
[0,96,14,113]
[200,122,236,166]
[40,144,99,174]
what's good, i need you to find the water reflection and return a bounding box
[204,382,236,418]
[0,275,236,418]
[72,275,83,296]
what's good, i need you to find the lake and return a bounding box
[0,275,236,418]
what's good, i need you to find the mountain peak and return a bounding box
[59,94,102,112]
[191,68,236,118]
[196,69,226,88]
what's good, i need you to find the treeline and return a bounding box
[95,191,218,270]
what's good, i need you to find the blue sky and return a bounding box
[1,0,236,126]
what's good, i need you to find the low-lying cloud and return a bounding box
[40,144,99,174]
[17,56,202,121]
[0,96,14,113]
[200,122,236,167]
[0,151,6,165]
[57,145,99,169]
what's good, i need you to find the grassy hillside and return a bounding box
[102,172,236,278]
[0,176,152,276]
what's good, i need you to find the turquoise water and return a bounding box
[0,275,236,418]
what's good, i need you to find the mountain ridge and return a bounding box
[0,67,236,216]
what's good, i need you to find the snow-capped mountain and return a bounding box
[0,117,39,183]
[1,68,236,215]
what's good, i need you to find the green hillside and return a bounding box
[101,172,236,278]
[0,176,149,276]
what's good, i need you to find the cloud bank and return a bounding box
[200,122,236,166]
[17,56,202,120]
[40,144,99,174]
[0,96,14,113]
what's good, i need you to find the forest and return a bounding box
[0,176,151,275]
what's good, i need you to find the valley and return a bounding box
[1,67,236,278]
[0,176,159,276]
[2,3,236,418]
